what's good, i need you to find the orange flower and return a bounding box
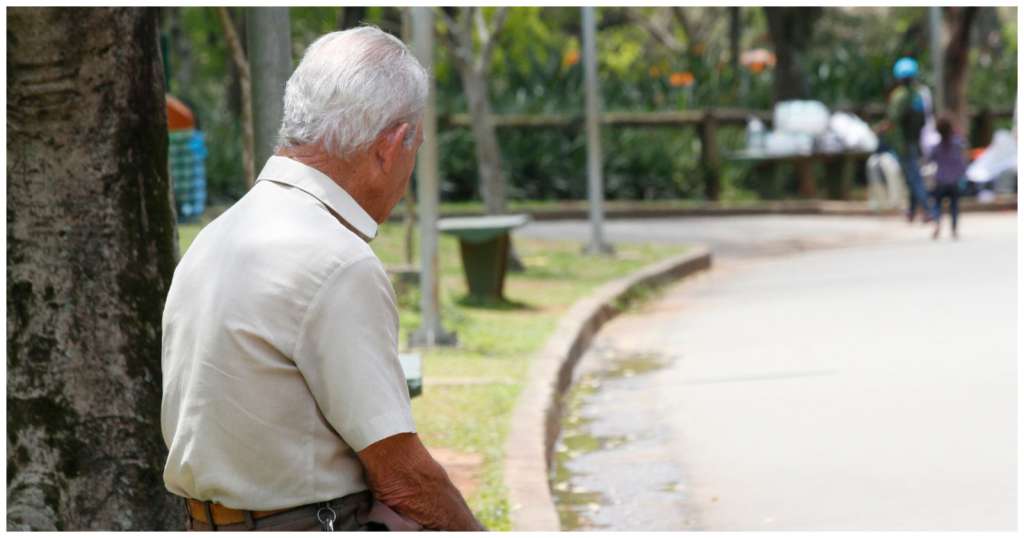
[649,66,662,78]
[741,49,776,74]
[563,49,580,68]
[669,71,695,87]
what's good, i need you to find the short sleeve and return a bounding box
[293,255,415,452]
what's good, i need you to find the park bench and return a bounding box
[437,214,531,302]
[728,149,874,200]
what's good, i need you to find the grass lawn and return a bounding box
[177,215,684,529]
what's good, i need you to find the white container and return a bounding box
[765,131,813,155]
[828,111,878,152]
[746,117,767,150]
[774,100,830,136]
[967,129,1017,183]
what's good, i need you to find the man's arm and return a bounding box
[358,432,485,531]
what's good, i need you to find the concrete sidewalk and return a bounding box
[555,213,1017,530]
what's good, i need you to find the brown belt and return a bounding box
[186,498,293,527]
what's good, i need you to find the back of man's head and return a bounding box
[278,26,429,159]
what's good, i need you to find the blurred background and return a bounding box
[6,6,1018,531]
[159,6,1017,211]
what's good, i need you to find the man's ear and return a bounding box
[375,123,410,174]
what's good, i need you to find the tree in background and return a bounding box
[7,7,180,530]
[160,7,1017,206]
[943,6,980,132]
[764,7,823,102]
[217,6,255,188]
[438,7,510,215]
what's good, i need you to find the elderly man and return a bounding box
[161,27,484,531]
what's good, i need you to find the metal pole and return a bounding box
[247,7,292,168]
[581,6,613,255]
[929,6,944,112]
[410,7,456,347]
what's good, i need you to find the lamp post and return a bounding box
[246,7,292,168]
[581,6,613,255]
[410,7,456,347]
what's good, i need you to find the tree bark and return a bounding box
[217,7,255,188]
[7,7,180,531]
[763,7,822,102]
[458,65,507,214]
[729,7,741,75]
[439,7,509,215]
[942,6,979,133]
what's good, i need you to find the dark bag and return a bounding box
[899,86,927,146]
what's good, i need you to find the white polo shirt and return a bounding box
[161,156,415,510]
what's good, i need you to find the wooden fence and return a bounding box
[439,106,1013,201]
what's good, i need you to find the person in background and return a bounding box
[876,57,935,223]
[927,114,968,240]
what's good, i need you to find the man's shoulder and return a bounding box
[183,182,380,291]
[243,180,374,254]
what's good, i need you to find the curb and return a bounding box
[503,245,713,531]
[387,196,1016,223]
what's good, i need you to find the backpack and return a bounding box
[899,85,927,146]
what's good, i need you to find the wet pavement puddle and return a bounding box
[551,349,701,531]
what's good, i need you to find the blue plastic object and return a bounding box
[893,57,919,80]
[169,129,208,223]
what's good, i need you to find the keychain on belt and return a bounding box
[317,503,337,532]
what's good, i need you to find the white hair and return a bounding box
[278,26,429,158]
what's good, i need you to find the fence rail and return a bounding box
[441,106,1013,129]
[438,106,1014,201]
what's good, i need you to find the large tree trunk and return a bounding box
[6,7,180,531]
[763,7,822,102]
[942,6,979,133]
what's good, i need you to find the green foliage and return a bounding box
[288,7,339,62]
[164,6,1017,205]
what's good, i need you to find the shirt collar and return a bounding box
[256,156,378,240]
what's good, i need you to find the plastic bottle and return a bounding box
[747,117,766,151]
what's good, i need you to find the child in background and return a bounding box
[927,114,968,240]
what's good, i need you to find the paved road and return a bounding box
[551,213,1017,531]
[520,214,917,259]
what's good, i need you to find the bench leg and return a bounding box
[457,234,510,303]
[797,160,816,198]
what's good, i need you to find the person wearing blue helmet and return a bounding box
[877,56,936,223]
